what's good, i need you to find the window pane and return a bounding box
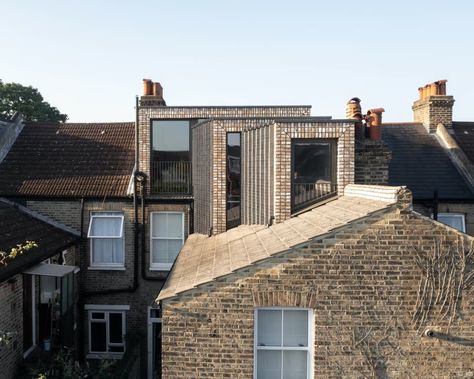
[226,133,241,230]
[90,321,107,352]
[257,350,281,379]
[294,142,332,183]
[152,120,190,161]
[90,216,122,237]
[283,310,308,347]
[257,310,282,346]
[152,239,181,264]
[167,213,183,238]
[152,213,167,238]
[91,312,104,319]
[283,351,307,379]
[109,313,123,344]
[438,215,465,232]
[92,238,123,264]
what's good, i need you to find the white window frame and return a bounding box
[85,304,129,359]
[436,213,466,233]
[87,212,125,269]
[150,211,184,271]
[254,307,313,379]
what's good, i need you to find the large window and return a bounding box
[292,139,336,212]
[255,308,312,379]
[226,132,241,230]
[85,305,129,358]
[150,212,184,270]
[436,213,466,233]
[87,212,124,268]
[151,120,192,194]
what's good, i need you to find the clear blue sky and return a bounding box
[1,0,473,122]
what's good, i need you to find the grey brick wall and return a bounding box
[355,140,391,185]
[161,209,474,378]
[192,119,356,234]
[273,121,355,223]
[192,121,213,235]
[0,274,23,379]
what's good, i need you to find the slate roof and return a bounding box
[0,199,79,282]
[158,185,405,300]
[0,122,135,197]
[452,122,474,164]
[382,123,474,200]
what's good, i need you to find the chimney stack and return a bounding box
[412,79,454,132]
[140,79,166,106]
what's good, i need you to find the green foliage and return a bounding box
[0,80,67,123]
[0,241,38,267]
[28,348,116,379]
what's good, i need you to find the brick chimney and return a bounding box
[140,79,166,106]
[412,80,454,132]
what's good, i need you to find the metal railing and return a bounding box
[292,181,338,212]
[151,161,192,195]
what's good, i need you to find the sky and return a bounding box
[1,0,473,122]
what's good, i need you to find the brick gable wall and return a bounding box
[161,209,474,378]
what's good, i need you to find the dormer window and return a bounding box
[151,120,192,195]
[291,139,337,213]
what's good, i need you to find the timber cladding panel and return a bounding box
[161,209,474,378]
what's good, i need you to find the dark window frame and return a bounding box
[149,118,196,195]
[291,138,337,213]
[226,132,241,230]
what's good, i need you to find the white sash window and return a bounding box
[88,212,125,268]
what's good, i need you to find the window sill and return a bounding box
[149,267,171,272]
[87,266,126,271]
[86,352,124,360]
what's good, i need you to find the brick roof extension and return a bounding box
[158,185,407,300]
[0,122,135,197]
[0,199,79,282]
[382,123,474,200]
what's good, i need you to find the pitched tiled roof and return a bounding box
[382,123,474,200]
[158,185,405,300]
[0,122,135,197]
[0,199,79,282]
[452,122,474,164]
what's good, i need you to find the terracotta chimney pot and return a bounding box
[418,87,424,100]
[143,79,153,96]
[438,79,447,95]
[366,108,385,141]
[430,82,439,96]
[153,82,163,98]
